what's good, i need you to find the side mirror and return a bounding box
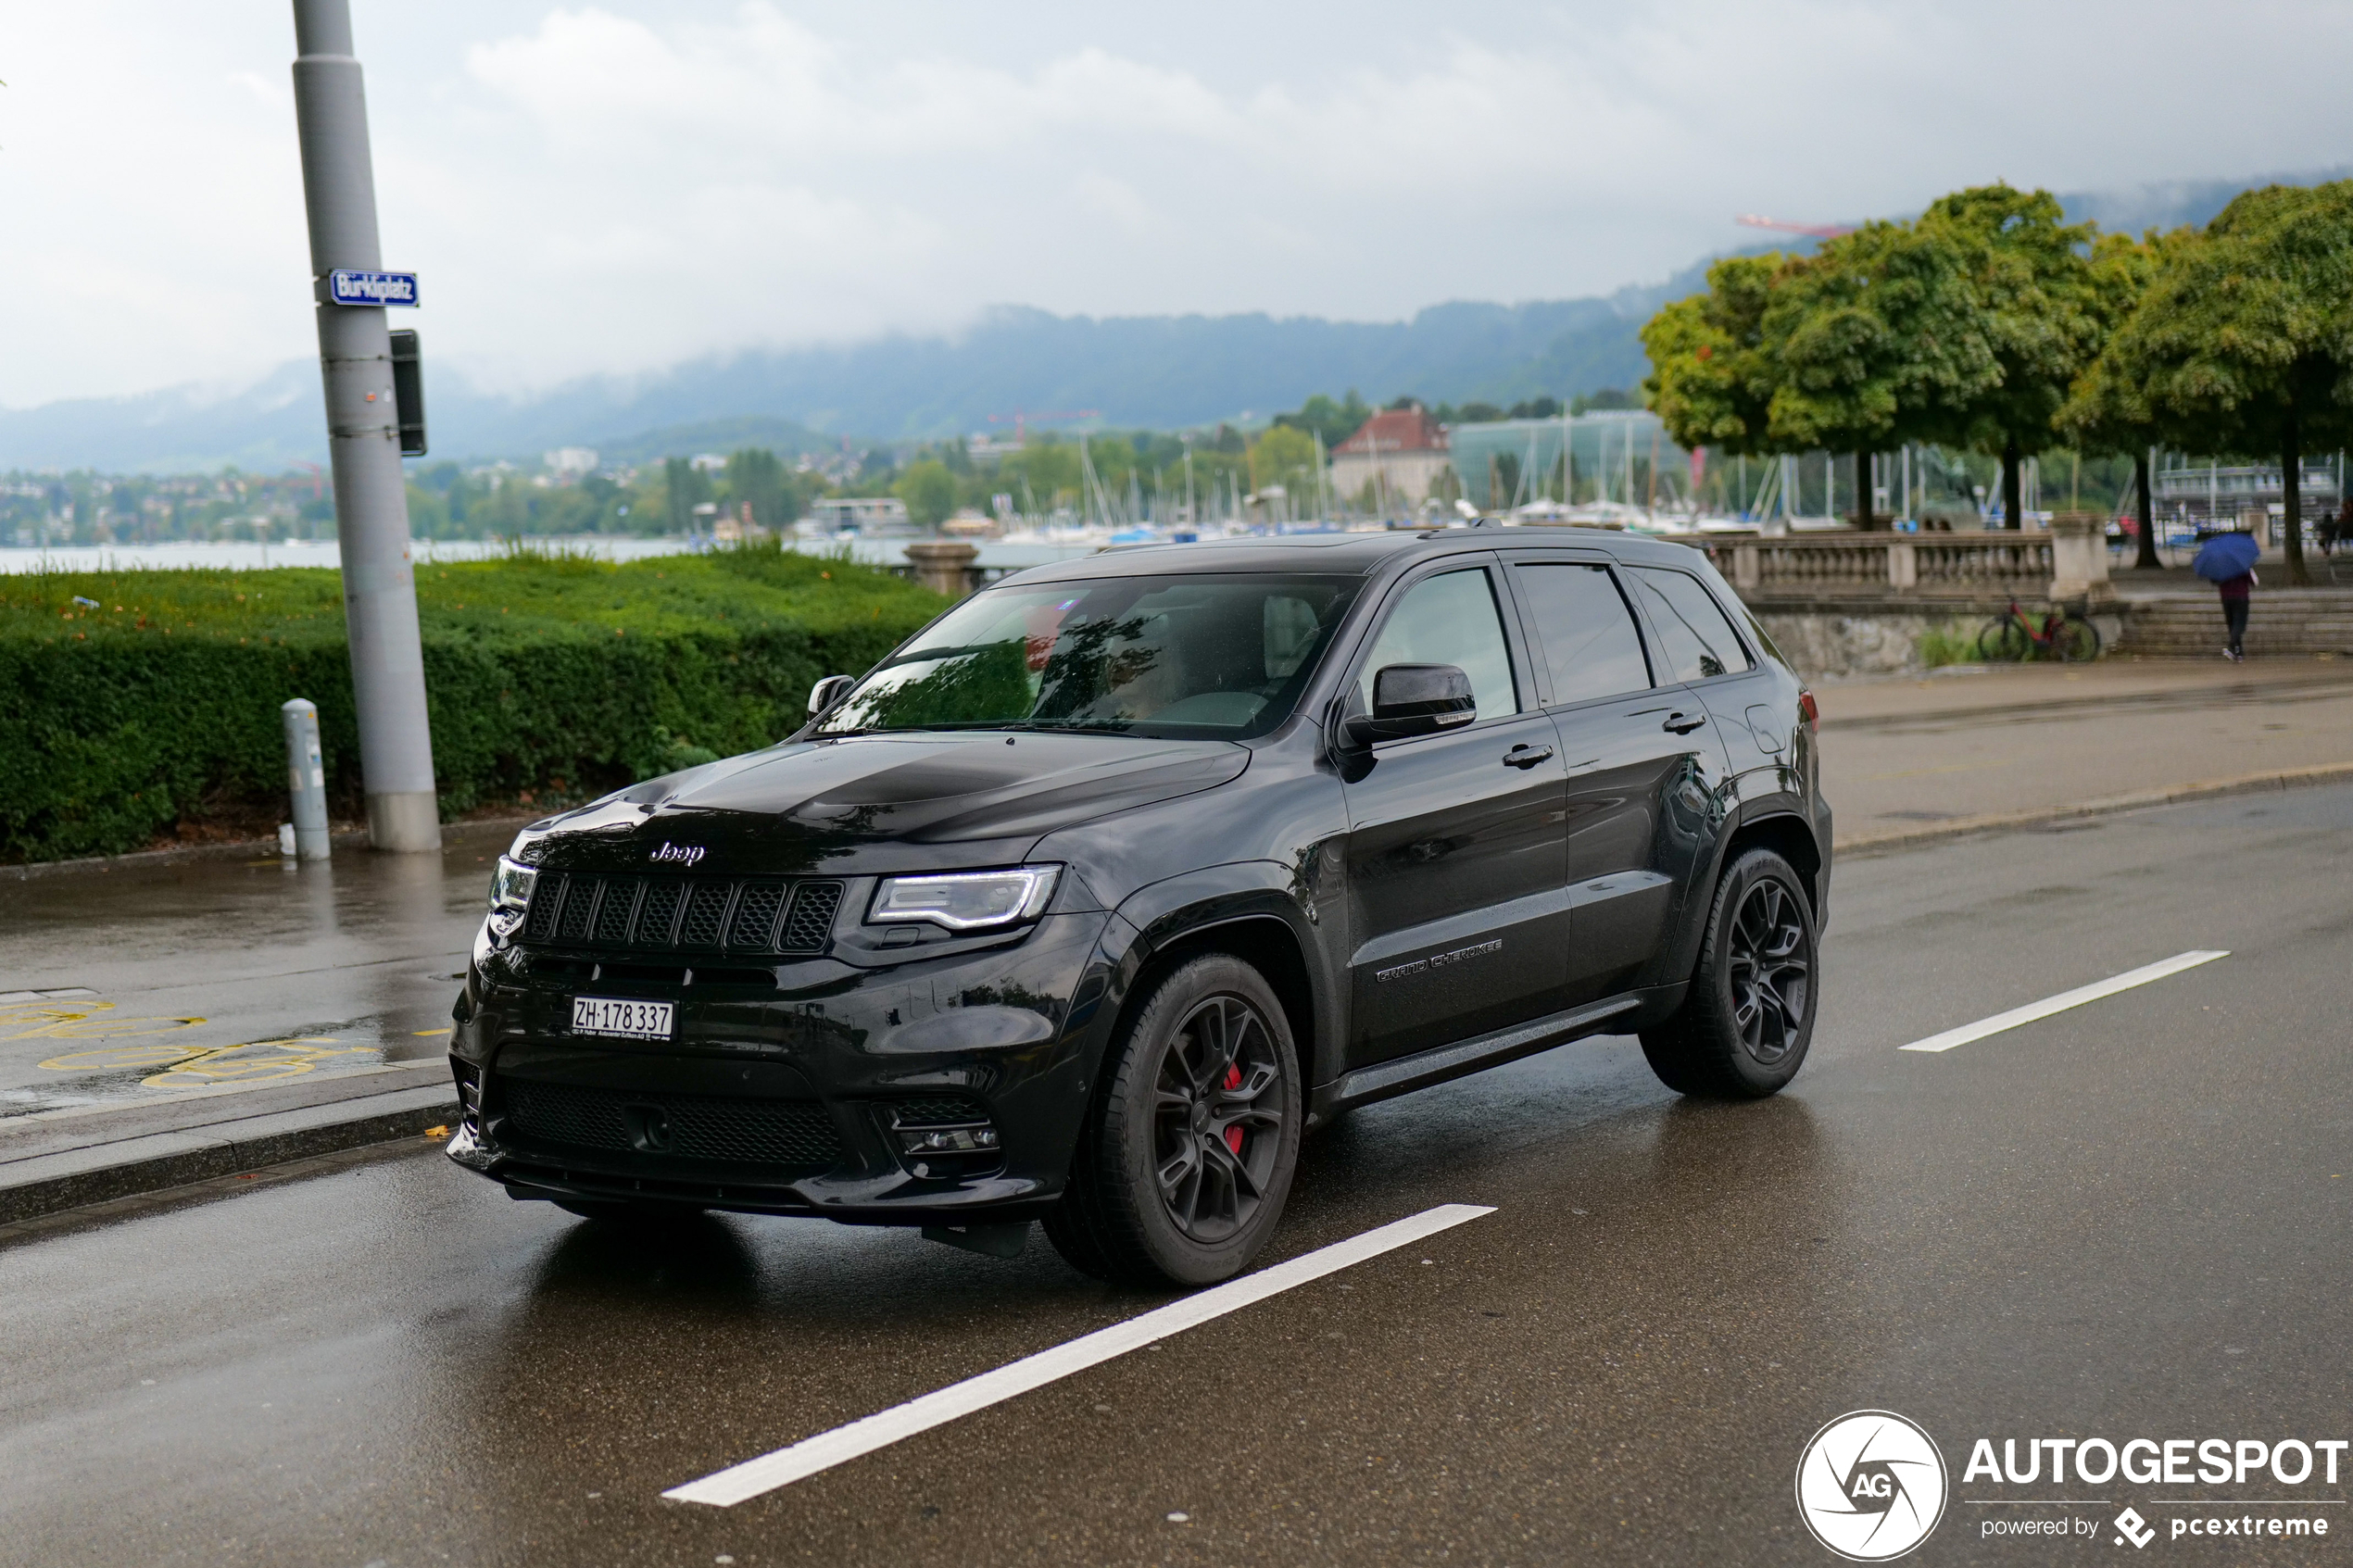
[808,673,856,718]
[1344,663,1477,745]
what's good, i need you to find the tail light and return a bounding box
[1797,689,1819,734]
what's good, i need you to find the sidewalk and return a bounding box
[6,658,2351,1226]
[1818,656,2353,847]
[1,820,508,1224]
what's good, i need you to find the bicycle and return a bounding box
[1976,599,2101,662]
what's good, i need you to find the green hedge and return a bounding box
[0,544,945,863]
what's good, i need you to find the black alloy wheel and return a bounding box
[1151,994,1288,1244]
[1045,954,1303,1286]
[1640,847,1818,1098]
[1725,876,1810,1068]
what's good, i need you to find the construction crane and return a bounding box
[986,409,1101,445]
[1735,214,1856,239]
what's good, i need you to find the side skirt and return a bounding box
[1307,989,1667,1126]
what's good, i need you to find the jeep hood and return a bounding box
[520,732,1250,877]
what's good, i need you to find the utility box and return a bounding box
[390,329,426,457]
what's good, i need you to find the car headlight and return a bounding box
[487,856,537,936]
[868,866,1059,932]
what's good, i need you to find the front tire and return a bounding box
[1640,849,1818,1098]
[1045,955,1302,1286]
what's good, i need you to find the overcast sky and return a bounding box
[4,0,2350,409]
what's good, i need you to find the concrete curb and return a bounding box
[1837,760,2353,857]
[0,1084,459,1226]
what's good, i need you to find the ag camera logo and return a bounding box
[1796,1410,1949,1561]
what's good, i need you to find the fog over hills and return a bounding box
[4,170,2338,473]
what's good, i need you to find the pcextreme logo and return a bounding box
[1796,1410,1950,1562]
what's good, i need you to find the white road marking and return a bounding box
[662,1202,1496,1507]
[1898,950,2230,1053]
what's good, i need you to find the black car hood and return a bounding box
[523,732,1251,876]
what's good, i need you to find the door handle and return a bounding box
[1502,743,1555,769]
[1663,711,1708,734]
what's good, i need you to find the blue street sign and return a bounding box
[326,269,420,307]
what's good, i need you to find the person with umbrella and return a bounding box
[2193,530,2263,661]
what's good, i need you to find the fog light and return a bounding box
[898,1126,1000,1155]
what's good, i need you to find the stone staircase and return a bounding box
[2117,589,2353,658]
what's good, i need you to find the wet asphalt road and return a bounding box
[4,787,2350,1567]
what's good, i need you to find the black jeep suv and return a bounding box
[447,528,1829,1285]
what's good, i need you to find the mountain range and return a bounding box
[5,169,2340,473]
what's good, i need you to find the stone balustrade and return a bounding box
[1686,514,2109,606]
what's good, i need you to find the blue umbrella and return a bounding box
[2192,532,2261,582]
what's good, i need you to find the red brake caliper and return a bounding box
[1222,1063,1244,1154]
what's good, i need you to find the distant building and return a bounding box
[1331,408,1451,506]
[544,446,599,476]
[807,495,913,534]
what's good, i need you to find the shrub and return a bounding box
[0,546,944,863]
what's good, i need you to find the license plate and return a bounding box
[571,996,675,1040]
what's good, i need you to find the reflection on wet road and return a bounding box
[3,789,2350,1564]
[0,826,507,1116]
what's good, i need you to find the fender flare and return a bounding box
[1093,860,1343,1088]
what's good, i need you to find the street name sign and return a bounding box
[326,270,420,307]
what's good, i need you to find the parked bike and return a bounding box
[1976,600,2100,662]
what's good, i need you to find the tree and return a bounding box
[2082,182,2353,583]
[1642,253,1786,460]
[725,447,794,530]
[1919,185,2108,530]
[2057,230,2187,571]
[1247,424,1318,499]
[1275,390,1372,451]
[895,458,958,529]
[1756,219,1999,529]
[662,456,711,533]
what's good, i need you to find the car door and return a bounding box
[1504,552,1730,1004]
[1618,561,1782,793]
[1338,558,1570,1069]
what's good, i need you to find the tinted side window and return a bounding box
[1627,567,1754,683]
[1358,568,1519,721]
[1515,563,1652,705]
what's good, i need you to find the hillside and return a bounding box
[6,169,2341,472]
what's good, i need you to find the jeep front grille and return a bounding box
[518,874,843,955]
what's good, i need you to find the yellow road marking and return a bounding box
[4,1001,208,1041]
[411,1027,450,1036]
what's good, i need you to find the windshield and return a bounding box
[814,573,1360,737]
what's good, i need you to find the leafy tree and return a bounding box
[1642,253,1786,459]
[725,447,797,530]
[1248,424,1319,499]
[1274,391,1372,451]
[663,456,711,532]
[1454,402,1507,423]
[895,458,959,528]
[2057,230,2186,570]
[2081,182,2353,583]
[1919,184,2108,530]
[1757,219,1998,528]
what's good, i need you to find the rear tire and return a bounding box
[1640,849,1818,1099]
[1046,955,1303,1286]
[2055,614,2101,662]
[1977,618,2029,661]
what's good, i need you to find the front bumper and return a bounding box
[445,909,1116,1223]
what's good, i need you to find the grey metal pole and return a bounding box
[281,698,333,860]
[291,0,439,852]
